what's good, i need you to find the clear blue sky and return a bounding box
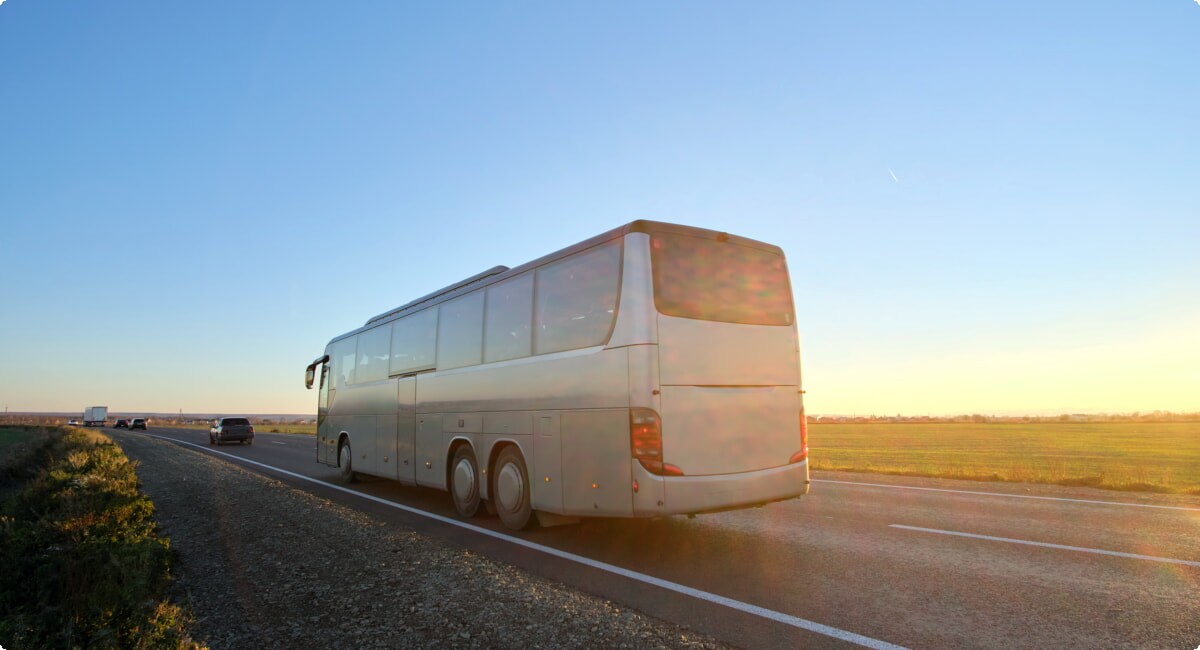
[2,1,1197,416]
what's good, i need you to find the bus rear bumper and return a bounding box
[634,460,810,517]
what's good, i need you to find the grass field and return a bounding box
[0,427,55,478]
[257,422,315,435]
[0,428,36,455]
[809,421,1200,495]
[141,419,1200,495]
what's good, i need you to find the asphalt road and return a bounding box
[111,426,1200,649]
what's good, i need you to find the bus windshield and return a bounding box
[650,232,793,325]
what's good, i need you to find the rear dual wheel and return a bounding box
[493,446,534,531]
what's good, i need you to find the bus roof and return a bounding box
[335,220,781,343]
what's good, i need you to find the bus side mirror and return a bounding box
[304,355,329,390]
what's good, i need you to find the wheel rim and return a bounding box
[496,461,525,512]
[340,444,350,471]
[453,457,476,502]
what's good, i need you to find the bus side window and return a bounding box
[390,308,438,375]
[355,325,391,383]
[437,292,484,370]
[485,273,533,363]
[333,336,357,388]
[319,365,330,409]
[534,241,621,355]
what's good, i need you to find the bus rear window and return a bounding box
[650,233,793,325]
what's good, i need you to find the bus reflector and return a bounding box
[790,409,808,464]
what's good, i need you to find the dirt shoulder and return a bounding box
[113,433,729,650]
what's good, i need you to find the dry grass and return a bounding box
[0,427,58,479]
[0,428,203,648]
[809,421,1200,495]
[168,421,315,436]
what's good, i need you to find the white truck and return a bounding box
[83,406,108,427]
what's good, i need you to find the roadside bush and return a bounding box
[0,429,202,649]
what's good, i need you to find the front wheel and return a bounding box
[338,439,357,484]
[450,445,481,518]
[493,446,534,531]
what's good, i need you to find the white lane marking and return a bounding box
[271,441,287,445]
[814,478,1200,512]
[890,525,1200,568]
[145,434,906,650]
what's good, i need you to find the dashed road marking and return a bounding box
[890,524,1200,568]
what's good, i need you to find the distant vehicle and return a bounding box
[68,419,80,426]
[210,417,254,445]
[304,220,809,530]
[130,418,147,430]
[83,406,108,427]
[113,419,130,429]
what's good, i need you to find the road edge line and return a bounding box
[814,479,1200,512]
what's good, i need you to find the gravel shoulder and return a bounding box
[113,433,731,649]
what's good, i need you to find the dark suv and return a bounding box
[210,417,254,445]
[113,419,130,429]
[130,418,147,431]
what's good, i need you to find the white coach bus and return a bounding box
[304,220,809,530]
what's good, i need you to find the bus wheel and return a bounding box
[338,439,357,484]
[450,445,481,518]
[493,446,534,530]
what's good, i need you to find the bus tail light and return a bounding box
[790,409,809,464]
[631,408,685,476]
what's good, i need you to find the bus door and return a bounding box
[394,376,417,483]
[306,354,331,464]
[318,363,330,463]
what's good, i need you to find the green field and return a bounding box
[809,421,1200,495]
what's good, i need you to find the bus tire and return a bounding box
[338,438,357,484]
[450,445,482,518]
[493,446,534,531]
